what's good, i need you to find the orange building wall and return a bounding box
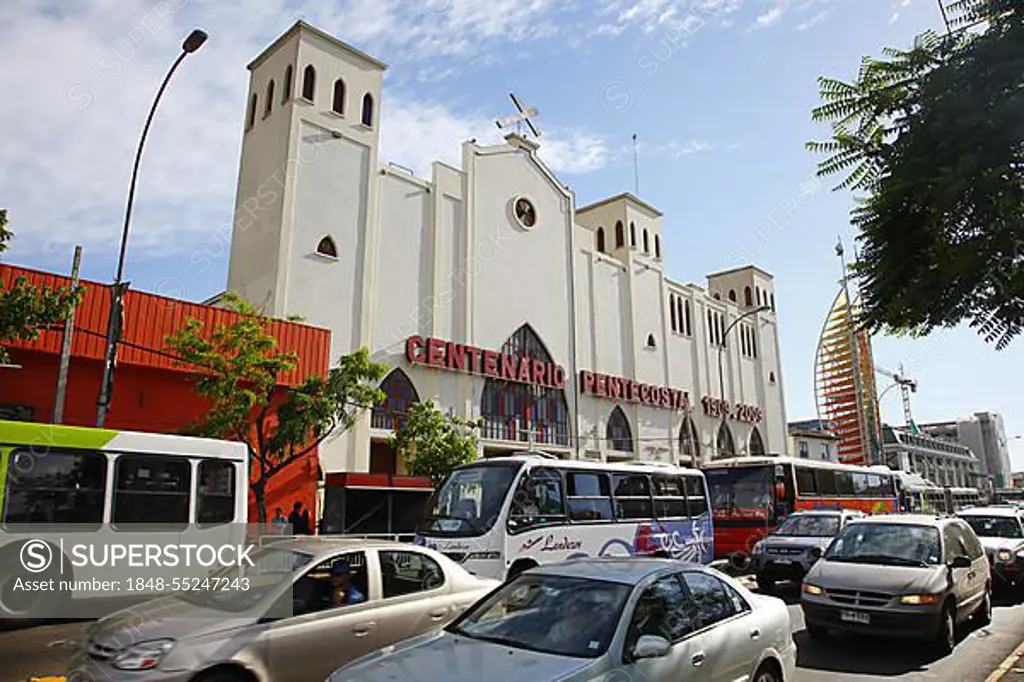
[1,264,331,523]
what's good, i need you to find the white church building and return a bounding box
[225,21,789,532]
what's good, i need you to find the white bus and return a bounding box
[0,420,249,621]
[414,453,714,581]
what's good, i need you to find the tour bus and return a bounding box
[895,478,983,513]
[701,456,899,562]
[414,453,714,581]
[0,419,248,620]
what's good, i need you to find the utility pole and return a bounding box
[53,245,82,424]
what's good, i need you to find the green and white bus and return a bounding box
[0,419,248,620]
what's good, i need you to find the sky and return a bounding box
[1,0,1021,471]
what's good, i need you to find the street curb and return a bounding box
[985,637,1024,682]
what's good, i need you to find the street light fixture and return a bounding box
[95,29,208,427]
[717,305,772,415]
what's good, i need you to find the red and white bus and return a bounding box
[701,456,899,562]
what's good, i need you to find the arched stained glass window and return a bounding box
[480,325,569,447]
[716,422,736,458]
[371,369,419,431]
[749,427,766,456]
[606,406,633,453]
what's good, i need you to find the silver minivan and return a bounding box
[800,514,991,654]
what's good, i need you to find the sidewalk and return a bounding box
[988,640,1024,682]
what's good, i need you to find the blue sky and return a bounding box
[2,0,1021,470]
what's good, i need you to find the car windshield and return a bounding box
[825,523,941,566]
[447,573,630,658]
[961,516,1023,539]
[774,515,840,537]
[705,466,774,519]
[419,463,521,537]
[176,547,314,613]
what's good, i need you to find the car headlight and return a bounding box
[753,542,765,555]
[111,639,175,671]
[900,594,943,605]
[997,550,1013,562]
[1017,549,1024,560]
[802,583,822,596]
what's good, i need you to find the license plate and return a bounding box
[772,559,792,565]
[840,610,870,624]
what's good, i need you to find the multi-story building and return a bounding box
[788,419,840,462]
[882,425,980,488]
[920,413,1012,490]
[221,21,790,532]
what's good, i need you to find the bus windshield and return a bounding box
[705,466,775,520]
[419,463,521,537]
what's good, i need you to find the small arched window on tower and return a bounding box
[596,227,606,253]
[302,65,316,102]
[655,234,661,259]
[684,300,692,335]
[647,333,657,349]
[332,79,346,115]
[264,80,275,117]
[728,290,737,302]
[247,93,257,130]
[643,229,650,254]
[669,294,678,332]
[316,236,338,259]
[744,286,753,307]
[676,296,684,335]
[282,65,293,103]
[615,221,624,249]
[630,222,637,248]
[361,93,374,127]
[756,287,762,306]
[771,293,776,311]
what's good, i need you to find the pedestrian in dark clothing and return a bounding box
[302,509,313,536]
[288,502,308,535]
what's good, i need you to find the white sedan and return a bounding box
[329,557,796,682]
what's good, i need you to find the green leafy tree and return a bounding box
[0,209,82,364]
[808,0,1024,348]
[167,292,388,523]
[389,401,481,488]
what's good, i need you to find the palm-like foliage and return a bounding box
[808,0,1024,348]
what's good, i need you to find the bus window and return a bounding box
[795,466,817,496]
[684,475,709,517]
[612,473,652,519]
[705,466,773,517]
[566,472,613,521]
[113,454,191,526]
[835,471,855,496]
[3,449,106,527]
[652,474,688,519]
[509,467,565,530]
[197,460,237,526]
[815,470,837,496]
[852,472,869,495]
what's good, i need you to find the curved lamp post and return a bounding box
[717,305,772,408]
[96,29,208,427]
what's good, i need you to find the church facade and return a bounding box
[225,21,789,532]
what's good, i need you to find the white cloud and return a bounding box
[653,139,713,158]
[597,0,744,35]
[0,0,607,263]
[753,6,785,29]
[889,11,900,23]
[796,10,827,29]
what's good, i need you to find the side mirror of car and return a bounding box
[950,555,971,569]
[633,635,671,660]
[809,547,823,561]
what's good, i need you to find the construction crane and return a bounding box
[876,364,918,429]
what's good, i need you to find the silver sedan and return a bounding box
[329,558,796,682]
[62,539,500,682]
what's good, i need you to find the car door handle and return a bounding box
[750,628,761,640]
[429,609,448,621]
[352,622,376,637]
[692,652,706,667]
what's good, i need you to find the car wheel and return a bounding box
[752,660,782,682]
[932,604,956,656]
[806,621,828,639]
[192,666,252,682]
[755,574,775,593]
[976,586,992,626]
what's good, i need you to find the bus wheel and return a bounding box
[0,543,69,624]
[506,560,537,582]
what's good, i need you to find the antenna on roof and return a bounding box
[632,133,640,195]
[495,93,542,138]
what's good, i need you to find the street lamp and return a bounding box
[96,29,208,427]
[717,305,772,408]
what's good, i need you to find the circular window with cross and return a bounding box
[513,196,537,229]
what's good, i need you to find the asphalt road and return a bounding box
[1,587,1022,682]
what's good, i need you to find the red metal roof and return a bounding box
[1,263,330,387]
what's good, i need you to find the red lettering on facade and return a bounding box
[554,366,567,389]
[532,360,545,385]
[608,377,621,400]
[597,375,608,397]
[465,346,482,373]
[483,350,499,376]
[640,384,650,404]
[427,338,445,367]
[500,354,517,380]
[448,343,466,371]
[581,371,595,393]
[518,358,531,382]
[405,336,425,364]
